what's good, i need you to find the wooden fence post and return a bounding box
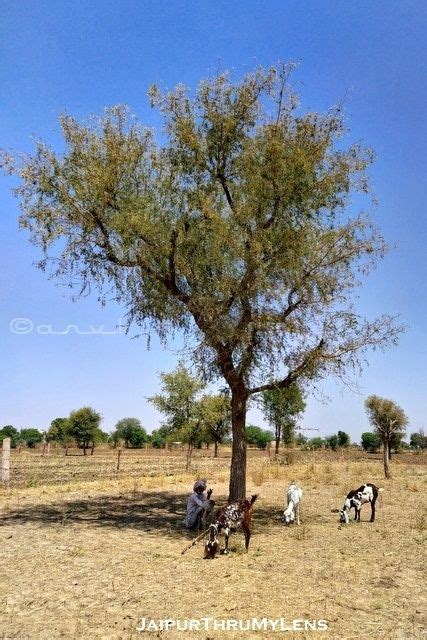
[116,447,122,472]
[2,437,11,482]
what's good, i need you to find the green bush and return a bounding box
[20,428,43,448]
[361,431,381,452]
[246,425,273,450]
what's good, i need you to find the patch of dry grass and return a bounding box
[0,449,426,639]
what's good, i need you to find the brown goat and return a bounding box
[204,495,258,559]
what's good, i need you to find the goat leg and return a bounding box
[242,523,251,550]
[223,528,230,554]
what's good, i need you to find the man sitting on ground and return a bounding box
[185,479,214,530]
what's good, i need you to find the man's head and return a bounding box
[193,479,207,494]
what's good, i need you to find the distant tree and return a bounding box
[5,65,403,500]
[150,426,170,449]
[325,434,339,451]
[295,433,308,446]
[410,430,427,450]
[262,384,306,454]
[389,430,405,454]
[307,436,324,450]
[20,428,43,448]
[246,425,273,450]
[0,425,20,448]
[112,418,148,448]
[47,417,72,449]
[175,417,206,469]
[95,429,111,444]
[361,431,381,453]
[148,364,205,435]
[67,407,101,456]
[365,395,408,478]
[337,430,350,448]
[198,393,231,457]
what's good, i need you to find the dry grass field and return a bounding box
[1,447,426,640]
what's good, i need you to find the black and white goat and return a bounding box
[339,483,383,523]
[283,483,303,525]
[204,495,258,559]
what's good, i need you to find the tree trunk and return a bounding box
[214,441,218,458]
[383,439,391,478]
[186,443,193,470]
[229,390,248,501]
[83,444,87,456]
[388,447,392,461]
[275,425,280,456]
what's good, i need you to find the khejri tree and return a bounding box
[3,64,402,500]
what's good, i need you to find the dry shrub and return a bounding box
[305,462,316,479]
[283,450,297,465]
[267,459,292,481]
[251,467,265,486]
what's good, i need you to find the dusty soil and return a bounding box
[1,449,426,639]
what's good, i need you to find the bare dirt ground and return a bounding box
[1,448,426,639]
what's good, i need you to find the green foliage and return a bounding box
[324,430,350,450]
[337,430,350,447]
[20,428,43,448]
[410,431,426,450]
[246,425,273,449]
[197,393,231,448]
[295,433,308,446]
[95,429,111,444]
[47,417,70,444]
[112,418,148,448]
[5,63,403,496]
[361,431,381,452]
[262,384,306,448]
[150,427,169,449]
[307,436,324,450]
[7,65,401,396]
[0,425,20,448]
[148,363,205,434]
[389,430,405,453]
[67,407,101,451]
[325,434,339,451]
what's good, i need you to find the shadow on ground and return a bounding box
[0,491,285,538]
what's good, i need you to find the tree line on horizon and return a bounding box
[1,364,424,467]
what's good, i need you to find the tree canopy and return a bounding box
[67,406,102,455]
[148,363,205,433]
[361,431,381,452]
[198,393,231,457]
[365,395,408,477]
[112,417,148,448]
[3,64,402,498]
[262,383,306,453]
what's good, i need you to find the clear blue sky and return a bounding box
[1,1,426,441]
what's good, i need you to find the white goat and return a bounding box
[283,483,303,525]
